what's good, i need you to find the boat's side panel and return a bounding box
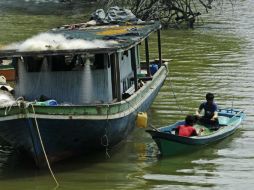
[0,119,34,151]
[154,138,200,156]
[150,122,242,146]
[0,65,166,166]
[147,110,245,156]
[15,58,114,104]
[0,115,136,165]
[153,126,240,156]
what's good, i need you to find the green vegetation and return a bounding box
[99,0,234,28]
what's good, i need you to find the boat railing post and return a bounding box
[115,53,122,101]
[145,37,151,76]
[110,53,121,101]
[157,29,162,67]
[131,47,138,91]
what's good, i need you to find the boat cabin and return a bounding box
[0,21,162,105]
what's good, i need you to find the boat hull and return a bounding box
[0,116,136,165]
[147,109,245,156]
[150,125,239,156]
[0,63,168,167]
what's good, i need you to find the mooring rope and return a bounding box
[167,68,184,114]
[101,104,110,159]
[29,103,60,187]
[3,98,59,187]
[4,96,25,115]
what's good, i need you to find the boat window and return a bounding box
[121,51,129,60]
[93,54,105,69]
[71,55,85,71]
[0,58,12,66]
[24,56,43,72]
[51,55,69,71]
[124,51,128,56]
[49,55,85,71]
[123,79,127,92]
[23,54,103,72]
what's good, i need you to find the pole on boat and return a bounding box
[110,54,117,100]
[115,53,122,101]
[145,37,151,76]
[111,53,122,101]
[157,29,162,67]
[131,47,138,91]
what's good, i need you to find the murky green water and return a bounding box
[1,0,254,189]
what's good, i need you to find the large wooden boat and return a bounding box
[146,108,245,156]
[0,20,168,167]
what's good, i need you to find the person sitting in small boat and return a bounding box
[196,93,219,129]
[175,115,204,137]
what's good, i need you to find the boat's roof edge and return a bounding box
[0,21,161,58]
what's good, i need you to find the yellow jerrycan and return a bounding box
[136,112,148,128]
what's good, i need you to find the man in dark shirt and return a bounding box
[196,93,219,128]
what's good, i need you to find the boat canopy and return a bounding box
[0,21,161,58]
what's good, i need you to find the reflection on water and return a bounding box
[0,145,13,170]
[1,0,254,189]
[141,132,245,189]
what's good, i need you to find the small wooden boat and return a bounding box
[146,108,245,156]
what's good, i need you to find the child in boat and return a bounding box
[196,92,219,128]
[176,115,204,137]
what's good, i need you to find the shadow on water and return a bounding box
[0,133,150,171]
[0,119,248,189]
[0,145,130,190]
[0,145,118,175]
[0,128,159,189]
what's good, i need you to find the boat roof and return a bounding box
[0,21,161,58]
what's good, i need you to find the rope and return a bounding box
[4,96,25,115]
[101,104,110,159]
[3,98,59,187]
[167,68,184,114]
[29,104,59,188]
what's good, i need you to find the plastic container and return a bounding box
[149,64,159,75]
[136,112,148,128]
[35,99,58,106]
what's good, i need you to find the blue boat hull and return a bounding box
[0,75,165,167]
[0,117,135,165]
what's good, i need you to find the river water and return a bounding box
[0,0,254,189]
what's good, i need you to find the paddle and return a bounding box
[149,124,160,132]
[149,124,173,134]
